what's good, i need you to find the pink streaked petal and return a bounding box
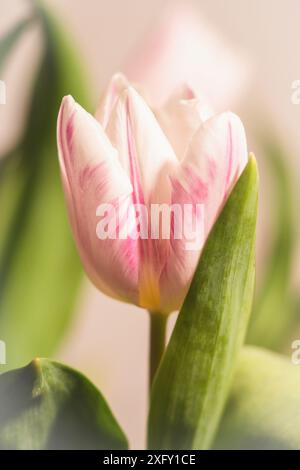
[105,87,182,309]
[157,170,207,312]
[77,192,140,304]
[57,95,139,303]
[157,112,248,312]
[57,95,132,200]
[184,111,248,233]
[106,86,177,204]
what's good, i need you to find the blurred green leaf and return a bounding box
[214,346,300,450]
[0,15,36,176]
[148,157,258,450]
[0,358,128,449]
[0,15,35,70]
[0,2,91,369]
[0,154,24,254]
[247,140,297,351]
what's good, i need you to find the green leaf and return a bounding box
[0,359,128,449]
[0,153,24,254]
[0,15,36,173]
[148,156,258,450]
[0,15,36,70]
[0,2,90,369]
[247,140,297,351]
[214,346,300,450]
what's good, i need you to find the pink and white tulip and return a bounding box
[57,74,248,314]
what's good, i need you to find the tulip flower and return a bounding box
[57,73,248,315]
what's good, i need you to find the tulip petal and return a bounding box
[106,86,177,204]
[106,87,179,310]
[95,73,129,128]
[157,84,214,159]
[184,111,248,231]
[158,112,248,312]
[57,95,140,303]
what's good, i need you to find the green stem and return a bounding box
[149,311,167,388]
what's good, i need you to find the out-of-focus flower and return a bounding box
[57,73,248,314]
[124,4,250,110]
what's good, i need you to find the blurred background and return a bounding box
[0,0,299,449]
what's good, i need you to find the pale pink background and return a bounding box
[1,0,300,449]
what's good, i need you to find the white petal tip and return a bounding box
[111,72,129,86]
[61,94,76,109]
